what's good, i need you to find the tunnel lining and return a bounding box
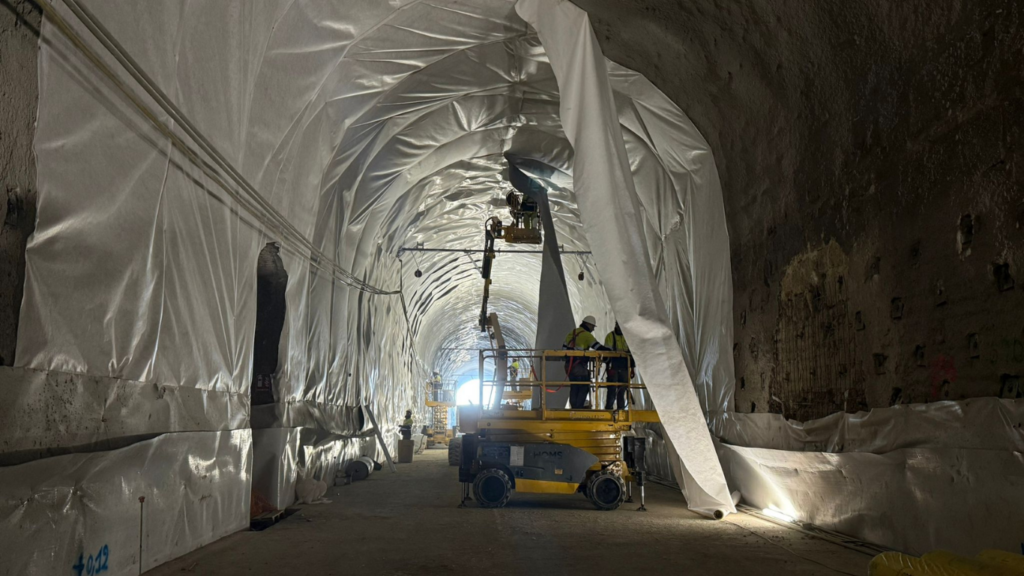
[7,0,1019,569]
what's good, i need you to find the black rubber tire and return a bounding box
[447,436,462,466]
[586,469,625,511]
[473,468,512,508]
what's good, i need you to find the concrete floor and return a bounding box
[151,449,870,576]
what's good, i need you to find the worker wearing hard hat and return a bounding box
[603,322,632,410]
[563,315,610,409]
[510,359,520,382]
[400,410,414,440]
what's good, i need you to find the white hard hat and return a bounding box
[582,315,597,326]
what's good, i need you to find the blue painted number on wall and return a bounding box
[71,545,109,575]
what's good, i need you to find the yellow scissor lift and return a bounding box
[425,378,456,447]
[456,349,659,511]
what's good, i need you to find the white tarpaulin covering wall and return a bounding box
[1,0,740,571]
[0,430,251,575]
[717,397,1024,555]
[3,0,1019,570]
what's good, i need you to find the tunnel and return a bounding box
[1,0,1022,574]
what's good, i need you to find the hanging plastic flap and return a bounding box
[0,430,251,576]
[604,62,737,417]
[515,0,734,516]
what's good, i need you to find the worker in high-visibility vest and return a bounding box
[430,372,442,402]
[510,359,520,382]
[562,315,610,409]
[400,409,413,440]
[603,322,632,410]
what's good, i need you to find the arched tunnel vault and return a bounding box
[2,0,1022,569]
[17,0,731,472]
[1,1,742,567]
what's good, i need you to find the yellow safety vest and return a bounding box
[564,327,598,350]
[604,332,629,353]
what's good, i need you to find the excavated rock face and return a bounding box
[576,0,1024,418]
[0,0,39,367]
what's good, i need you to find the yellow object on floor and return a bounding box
[870,550,1024,575]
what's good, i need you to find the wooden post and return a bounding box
[364,406,397,473]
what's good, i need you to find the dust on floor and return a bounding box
[150,449,869,576]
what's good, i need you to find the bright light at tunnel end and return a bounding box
[456,379,495,406]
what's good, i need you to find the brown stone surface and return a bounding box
[575,0,1024,418]
[0,0,39,367]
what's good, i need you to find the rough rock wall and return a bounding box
[576,0,1024,419]
[0,0,39,367]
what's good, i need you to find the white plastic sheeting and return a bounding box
[517,0,734,516]
[19,0,736,421]
[0,366,247,462]
[251,428,378,510]
[0,430,251,576]
[712,397,1024,454]
[720,445,1024,556]
[14,0,737,516]
[3,0,1019,565]
[716,397,1024,555]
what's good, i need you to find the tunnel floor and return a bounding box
[149,449,870,575]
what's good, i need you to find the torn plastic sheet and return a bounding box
[516,0,735,516]
[0,430,251,576]
[719,443,1024,556]
[527,171,576,410]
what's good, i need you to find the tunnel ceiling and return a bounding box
[23,0,729,420]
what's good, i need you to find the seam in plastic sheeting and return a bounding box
[0,429,251,576]
[250,400,364,434]
[0,366,248,463]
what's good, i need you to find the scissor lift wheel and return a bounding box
[586,468,625,511]
[473,468,512,508]
[448,436,462,466]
